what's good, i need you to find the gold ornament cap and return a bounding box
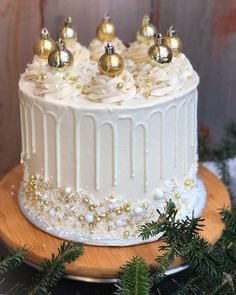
[48,38,73,71]
[137,15,157,44]
[148,33,173,64]
[33,28,55,59]
[96,14,116,42]
[98,43,124,77]
[58,17,78,45]
[163,25,183,56]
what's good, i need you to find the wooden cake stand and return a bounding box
[0,165,231,282]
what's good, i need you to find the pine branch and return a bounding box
[0,248,26,276]
[28,242,84,295]
[115,256,151,295]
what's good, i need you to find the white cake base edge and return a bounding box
[18,177,207,246]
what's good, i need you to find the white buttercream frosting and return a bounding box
[85,70,137,103]
[66,42,90,65]
[127,41,152,64]
[23,56,87,100]
[89,37,127,61]
[136,53,194,97]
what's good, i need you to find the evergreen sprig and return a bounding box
[115,256,151,295]
[28,242,84,295]
[0,247,26,276]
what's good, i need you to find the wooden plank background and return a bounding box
[0,0,236,179]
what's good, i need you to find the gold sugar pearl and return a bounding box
[78,214,84,221]
[83,85,90,94]
[34,195,40,201]
[123,230,130,238]
[76,84,81,89]
[50,184,54,189]
[83,196,89,204]
[55,206,60,212]
[122,75,128,81]
[190,179,195,188]
[89,204,95,211]
[175,193,181,200]
[124,203,131,212]
[116,82,123,89]
[115,208,123,215]
[91,76,96,82]
[41,74,47,81]
[91,222,97,228]
[100,213,108,218]
[58,218,62,223]
[144,91,151,99]
[44,200,49,206]
[30,174,36,180]
[95,215,102,222]
[184,179,191,187]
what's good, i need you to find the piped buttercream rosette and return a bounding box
[23,56,87,101]
[136,53,194,98]
[127,41,152,64]
[67,42,90,65]
[89,37,127,62]
[85,70,136,104]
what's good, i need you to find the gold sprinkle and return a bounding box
[30,174,36,180]
[123,230,130,238]
[82,85,90,94]
[78,215,84,221]
[184,179,191,187]
[115,208,123,215]
[83,196,89,204]
[55,206,60,212]
[116,82,123,89]
[91,76,96,82]
[89,204,95,211]
[95,215,101,222]
[175,193,181,200]
[58,218,62,223]
[73,196,78,202]
[44,200,49,206]
[190,179,195,188]
[50,184,54,189]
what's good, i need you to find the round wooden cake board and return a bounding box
[0,165,231,283]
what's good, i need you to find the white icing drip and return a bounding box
[43,114,48,181]
[24,104,30,159]
[31,106,36,154]
[56,120,61,187]
[19,100,26,158]
[89,37,127,61]
[85,71,137,104]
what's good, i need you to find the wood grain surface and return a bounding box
[0,0,235,184]
[0,165,231,279]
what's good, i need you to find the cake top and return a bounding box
[20,15,199,108]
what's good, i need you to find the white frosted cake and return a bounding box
[18,17,206,246]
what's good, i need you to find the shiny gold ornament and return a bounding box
[33,28,55,59]
[98,43,124,77]
[48,39,73,71]
[58,16,78,45]
[148,33,172,64]
[163,25,183,56]
[96,14,116,42]
[136,15,157,44]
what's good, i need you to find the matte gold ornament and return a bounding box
[163,25,183,56]
[58,16,78,45]
[96,14,116,42]
[48,39,73,71]
[148,33,172,64]
[98,43,124,77]
[33,28,55,59]
[136,15,157,44]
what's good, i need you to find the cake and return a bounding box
[18,16,206,246]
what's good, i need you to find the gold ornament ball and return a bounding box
[33,28,55,59]
[48,39,73,71]
[58,16,78,45]
[163,25,183,56]
[148,33,172,65]
[137,15,157,44]
[96,14,116,42]
[98,43,124,78]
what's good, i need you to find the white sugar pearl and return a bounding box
[133,207,144,217]
[115,219,125,228]
[85,213,94,223]
[108,201,120,209]
[65,187,71,194]
[154,188,164,200]
[49,209,56,217]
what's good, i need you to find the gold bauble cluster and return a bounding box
[163,25,183,56]
[58,16,78,45]
[33,28,55,59]
[96,14,116,42]
[98,43,124,77]
[48,38,73,71]
[136,15,157,44]
[148,33,173,65]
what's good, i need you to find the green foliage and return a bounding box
[115,256,151,295]
[28,242,84,295]
[0,247,26,275]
